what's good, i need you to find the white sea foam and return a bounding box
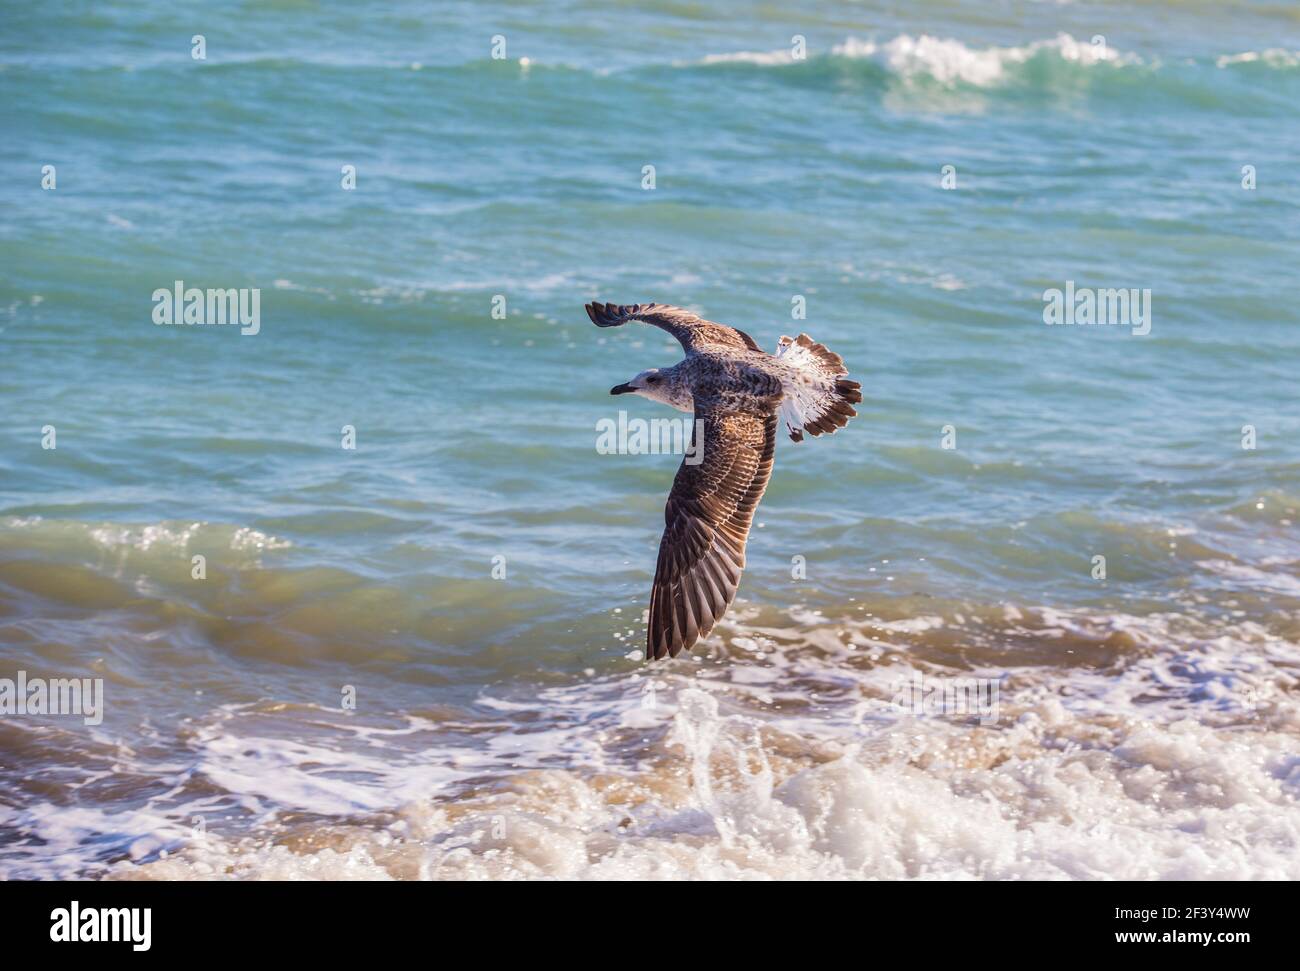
[193,713,471,816]
[853,33,1133,86]
[1,516,291,554]
[1216,49,1300,69]
[92,683,1300,880]
[699,48,796,67]
[697,33,1136,88]
[1197,559,1300,596]
[90,522,205,551]
[37,601,1289,882]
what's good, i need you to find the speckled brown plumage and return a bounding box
[587,302,861,660]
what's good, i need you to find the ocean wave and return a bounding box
[685,32,1300,112]
[2,516,289,554]
[839,32,1133,87]
[1196,559,1300,597]
[3,598,1292,880]
[698,35,1300,85]
[87,664,1300,879]
[1216,49,1300,70]
[15,36,1299,90]
[0,517,291,598]
[695,32,1136,87]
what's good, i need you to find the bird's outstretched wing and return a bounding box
[647,407,777,659]
[585,302,762,355]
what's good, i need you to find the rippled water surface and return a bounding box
[1,0,1298,879]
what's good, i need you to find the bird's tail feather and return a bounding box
[774,334,861,442]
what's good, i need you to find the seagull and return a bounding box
[587,302,862,660]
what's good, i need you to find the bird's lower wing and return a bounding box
[648,409,777,659]
[585,302,762,355]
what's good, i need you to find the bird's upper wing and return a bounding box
[585,302,762,355]
[647,406,777,659]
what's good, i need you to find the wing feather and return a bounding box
[586,302,762,355]
[647,408,777,659]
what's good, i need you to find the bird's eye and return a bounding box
[646,376,659,384]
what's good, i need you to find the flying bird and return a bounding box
[588,302,861,660]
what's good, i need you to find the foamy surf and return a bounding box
[697,33,1136,86]
[91,691,1300,879]
[3,598,1293,881]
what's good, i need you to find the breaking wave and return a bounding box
[687,33,1300,109]
[3,599,1296,880]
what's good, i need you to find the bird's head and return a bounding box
[610,368,664,398]
[610,368,692,411]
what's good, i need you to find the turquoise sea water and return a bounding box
[1,1,1298,879]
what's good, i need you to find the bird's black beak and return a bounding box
[610,383,636,395]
